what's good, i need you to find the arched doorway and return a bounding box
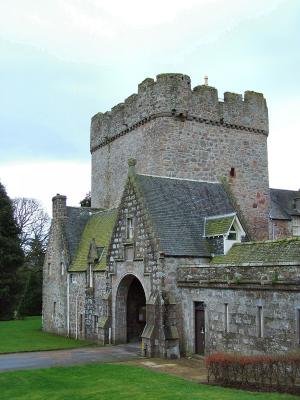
[115,275,146,343]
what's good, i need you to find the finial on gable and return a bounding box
[128,158,136,176]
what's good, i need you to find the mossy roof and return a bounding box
[211,237,300,265]
[69,209,117,272]
[205,215,235,237]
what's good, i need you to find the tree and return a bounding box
[80,191,91,207]
[0,182,24,320]
[13,198,50,317]
[13,198,50,254]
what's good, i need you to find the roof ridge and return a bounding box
[137,173,219,184]
[234,237,300,246]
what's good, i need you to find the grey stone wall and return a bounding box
[178,263,300,355]
[42,221,68,335]
[91,74,270,240]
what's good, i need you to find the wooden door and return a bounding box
[195,302,205,355]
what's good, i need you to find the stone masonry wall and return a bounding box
[178,263,300,355]
[91,74,270,240]
[42,221,68,335]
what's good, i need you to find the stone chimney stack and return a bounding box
[52,194,67,220]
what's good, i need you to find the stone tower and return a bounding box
[90,73,269,240]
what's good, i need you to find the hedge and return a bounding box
[206,353,300,388]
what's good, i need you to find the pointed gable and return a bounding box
[134,174,235,257]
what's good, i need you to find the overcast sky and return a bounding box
[0,0,299,215]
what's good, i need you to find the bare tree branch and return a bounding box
[12,198,50,254]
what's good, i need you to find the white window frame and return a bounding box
[292,216,300,236]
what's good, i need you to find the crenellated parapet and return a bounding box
[90,73,269,152]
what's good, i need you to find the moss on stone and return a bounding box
[205,215,234,237]
[211,237,300,265]
[69,209,117,272]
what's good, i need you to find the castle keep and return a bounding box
[43,74,300,358]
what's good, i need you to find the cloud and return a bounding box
[0,160,90,214]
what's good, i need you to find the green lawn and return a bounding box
[0,363,297,400]
[0,317,91,353]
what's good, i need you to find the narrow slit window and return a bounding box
[297,309,300,345]
[230,167,236,177]
[126,218,134,240]
[94,315,99,333]
[88,264,93,288]
[224,303,229,333]
[61,262,65,276]
[258,306,263,338]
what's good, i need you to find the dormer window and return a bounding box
[126,218,134,240]
[228,226,237,241]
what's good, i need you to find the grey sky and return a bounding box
[0,0,299,213]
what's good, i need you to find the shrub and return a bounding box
[206,352,300,388]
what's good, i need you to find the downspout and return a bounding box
[67,273,70,336]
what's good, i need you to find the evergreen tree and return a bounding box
[0,182,24,320]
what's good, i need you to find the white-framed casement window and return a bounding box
[126,217,134,240]
[224,303,229,333]
[292,217,300,236]
[257,306,264,338]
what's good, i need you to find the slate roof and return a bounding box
[205,214,235,237]
[64,207,96,261]
[211,237,300,265]
[270,188,300,220]
[69,209,117,272]
[136,174,235,257]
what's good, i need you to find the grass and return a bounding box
[0,316,91,353]
[0,363,297,400]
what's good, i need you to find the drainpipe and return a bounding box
[75,294,79,340]
[67,273,70,337]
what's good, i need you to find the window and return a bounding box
[94,315,99,333]
[228,225,237,240]
[87,264,93,288]
[70,274,76,284]
[257,306,263,338]
[126,218,134,240]
[224,303,229,333]
[61,262,65,276]
[80,314,84,333]
[53,302,56,319]
[230,167,236,178]
[292,217,300,236]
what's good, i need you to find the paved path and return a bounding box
[0,343,141,372]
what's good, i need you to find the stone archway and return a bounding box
[115,274,146,343]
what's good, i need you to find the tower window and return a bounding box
[230,167,236,178]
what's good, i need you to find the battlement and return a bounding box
[90,73,269,152]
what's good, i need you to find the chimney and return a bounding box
[52,194,67,220]
[204,75,208,86]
